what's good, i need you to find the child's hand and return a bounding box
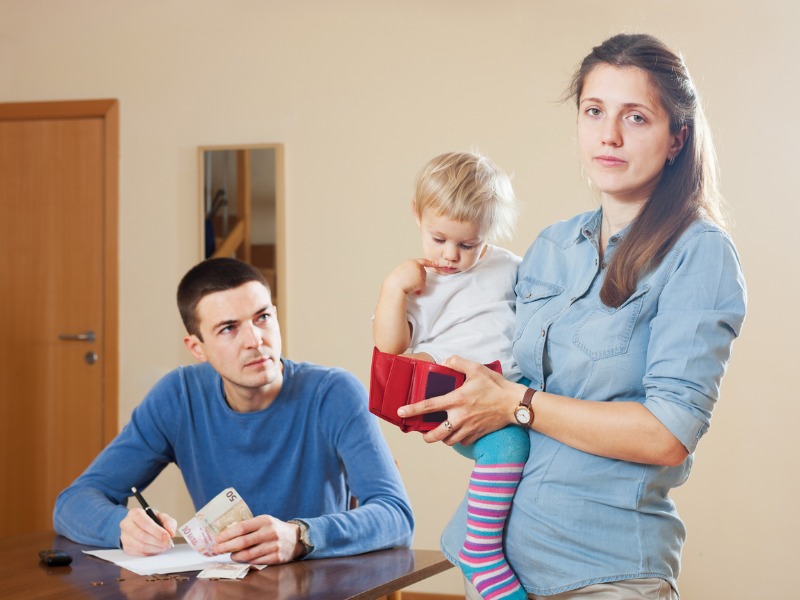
[374,258,438,355]
[385,258,439,296]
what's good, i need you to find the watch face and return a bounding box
[514,406,532,425]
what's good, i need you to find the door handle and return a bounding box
[58,331,96,342]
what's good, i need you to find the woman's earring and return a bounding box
[667,156,676,166]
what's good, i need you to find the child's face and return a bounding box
[416,208,487,275]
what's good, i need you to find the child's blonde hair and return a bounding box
[413,151,516,241]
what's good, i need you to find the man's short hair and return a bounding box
[177,257,269,340]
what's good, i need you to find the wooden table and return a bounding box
[0,532,452,600]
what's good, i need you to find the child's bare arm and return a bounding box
[402,351,435,362]
[373,259,437,354]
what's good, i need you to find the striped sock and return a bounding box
[458,462,527,600]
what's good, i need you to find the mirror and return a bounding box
[199,144,286,343]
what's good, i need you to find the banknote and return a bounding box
[179,487,253,555]
[196,487,253,535]
[197,562,251,579]
[178,516,218,556]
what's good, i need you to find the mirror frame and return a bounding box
[197,143,287,351]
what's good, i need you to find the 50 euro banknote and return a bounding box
[179,487,253,556]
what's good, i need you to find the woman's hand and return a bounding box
[397,355,524,446]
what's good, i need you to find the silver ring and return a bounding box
[442,420,453,432]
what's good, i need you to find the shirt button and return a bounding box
[540,330,545,337]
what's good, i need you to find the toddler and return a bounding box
[373,151,529,600]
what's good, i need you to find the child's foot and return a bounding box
[458,550,527,599]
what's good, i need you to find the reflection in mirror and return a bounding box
[200,144,285,342]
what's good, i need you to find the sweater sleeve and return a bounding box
[298,370,414,558]
[53,372,180,547]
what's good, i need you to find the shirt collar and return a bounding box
[579,208,603,243]
[579,207,632,246]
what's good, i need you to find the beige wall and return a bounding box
[2,0,797,596]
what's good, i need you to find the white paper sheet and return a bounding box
[83,544,237,575]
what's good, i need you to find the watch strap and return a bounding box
[521,387,536,410]
[288,519,313,557]
[519,387,536,426]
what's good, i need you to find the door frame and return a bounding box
[0,99,119,444]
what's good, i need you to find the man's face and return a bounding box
[184,281,282,405]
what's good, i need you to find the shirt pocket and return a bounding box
[572,285,650,360]
[514,277,564,342]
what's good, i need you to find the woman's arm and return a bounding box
[373,258,435,354]
[398,356,688,467]
[399,229,745,467]
[527,387,688,466]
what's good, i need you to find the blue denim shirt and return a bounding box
[441,208,746,595]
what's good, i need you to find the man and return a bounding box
[54,258,413,563]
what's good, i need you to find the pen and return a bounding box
[131,486,174,547]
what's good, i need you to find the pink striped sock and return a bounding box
[458,462,527,600]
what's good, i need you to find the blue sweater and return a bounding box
[54,359,414,558]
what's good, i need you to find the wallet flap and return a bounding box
[370,347,419,427]
[368,347,504,434]
[409,361,466,404]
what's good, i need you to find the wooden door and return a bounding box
[0,100,118,537]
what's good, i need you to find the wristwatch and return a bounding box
[288,519,313,558]
[514,387,537,427]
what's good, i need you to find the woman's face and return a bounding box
[577,64,685,207]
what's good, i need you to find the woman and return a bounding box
[397,33,746,599]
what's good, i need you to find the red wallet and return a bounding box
[368,347,502,433]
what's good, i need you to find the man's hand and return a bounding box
[120,508,177,556]
[212,515,305,565]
